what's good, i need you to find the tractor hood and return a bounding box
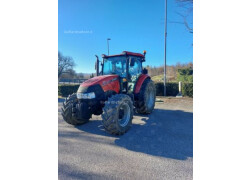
[78,75,120,94]
[80,75,118,87]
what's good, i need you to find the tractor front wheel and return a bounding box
[101,94,133,135]
[61,93,89,125]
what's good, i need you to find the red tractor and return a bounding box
[61,51,156,135]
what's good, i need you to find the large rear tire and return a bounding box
[101,94,133,135]
[136,79,156,114]
[61,93,89,125]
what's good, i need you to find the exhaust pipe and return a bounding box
[95,55,99,76]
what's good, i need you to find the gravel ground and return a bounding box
[58,97,193,180]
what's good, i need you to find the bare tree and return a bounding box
[173,0,193,34]
[58,51,75,79]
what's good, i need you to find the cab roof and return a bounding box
[102,51,145,58]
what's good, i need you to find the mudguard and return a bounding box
[134,74,150,94]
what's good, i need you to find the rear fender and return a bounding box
[134,74,150,94]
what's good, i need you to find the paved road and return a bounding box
[58,97,193,180]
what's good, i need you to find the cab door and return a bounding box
[128,57,142,94]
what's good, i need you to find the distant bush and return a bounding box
[58,84,79,97]
[182,83,193,97]
[177,68,193,83]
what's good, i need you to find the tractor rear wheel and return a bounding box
[136,79,156,114]
[61,93,89,125]
[101,94,133,135]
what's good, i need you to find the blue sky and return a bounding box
[58,0,193,73]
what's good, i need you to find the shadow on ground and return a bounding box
[63,108,193,160]
[58,163,112,180]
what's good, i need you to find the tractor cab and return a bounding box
[97,51,147,93]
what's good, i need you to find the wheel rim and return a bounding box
[147,86,155,108]
[118,102,130,127]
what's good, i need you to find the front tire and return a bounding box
[101,94,133,135]
[61,93,89,125]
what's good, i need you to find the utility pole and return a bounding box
[164,0,167,96]
[107,38,111,55]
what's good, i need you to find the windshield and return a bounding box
[103,56,127,77]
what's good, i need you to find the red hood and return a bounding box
[80,75,119,87]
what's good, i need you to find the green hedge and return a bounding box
[155,82,179,96]
[154,82,193,97]
[58,82,193,97]
[58,84,79,97]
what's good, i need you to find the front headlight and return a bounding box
[77,92,96,99]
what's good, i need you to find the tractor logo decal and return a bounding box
[102,77,118,86]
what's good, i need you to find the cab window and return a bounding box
[129,57,142,76]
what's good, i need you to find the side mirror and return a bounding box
[129,58,135,66]
[142,68,148,74]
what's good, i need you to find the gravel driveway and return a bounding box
[58,97,193,180]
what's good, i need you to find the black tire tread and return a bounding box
[61,93,89,125]
[101,94,133,135]
[136,79,156,114]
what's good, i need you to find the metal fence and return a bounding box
[58,78,87,85]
